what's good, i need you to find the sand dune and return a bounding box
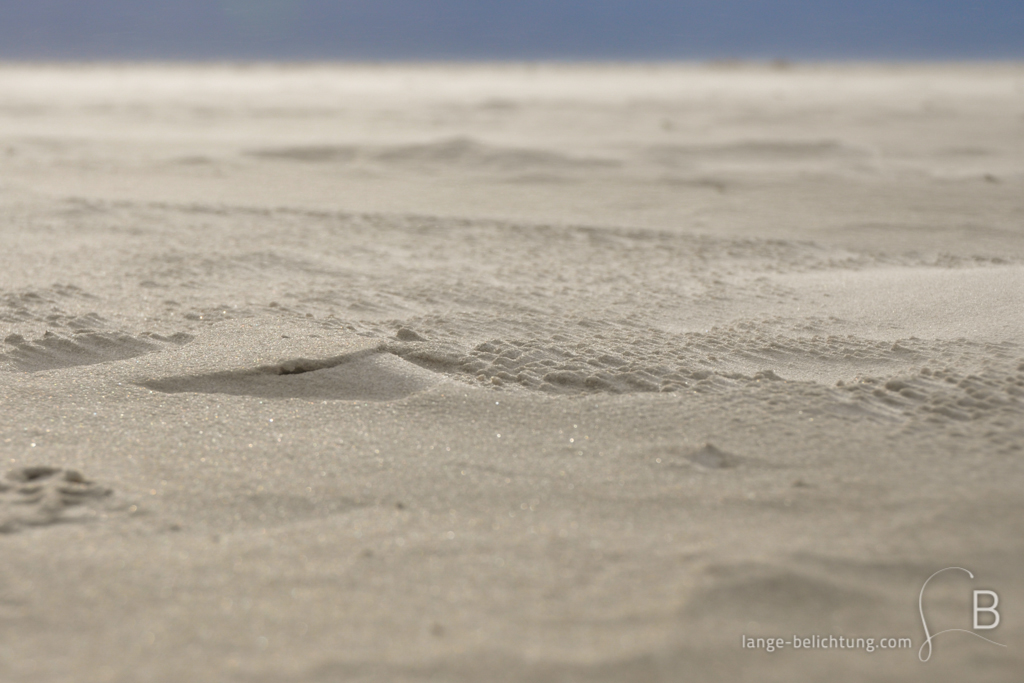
[249,136,620,173]
[0,63,1022,682]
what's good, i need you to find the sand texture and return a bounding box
[0,63,1022,681]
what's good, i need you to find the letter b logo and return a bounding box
[973,590,1000,630]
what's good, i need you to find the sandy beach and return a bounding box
[1,62,1022,682]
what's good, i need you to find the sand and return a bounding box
[0,62,1022,682]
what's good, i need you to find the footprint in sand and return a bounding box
[0,467,112,533]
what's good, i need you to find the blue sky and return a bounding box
[0,1,1021,60]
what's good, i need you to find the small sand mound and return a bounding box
[685,443,743,469]
[396,327,427,342]
[140,349,443,400]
